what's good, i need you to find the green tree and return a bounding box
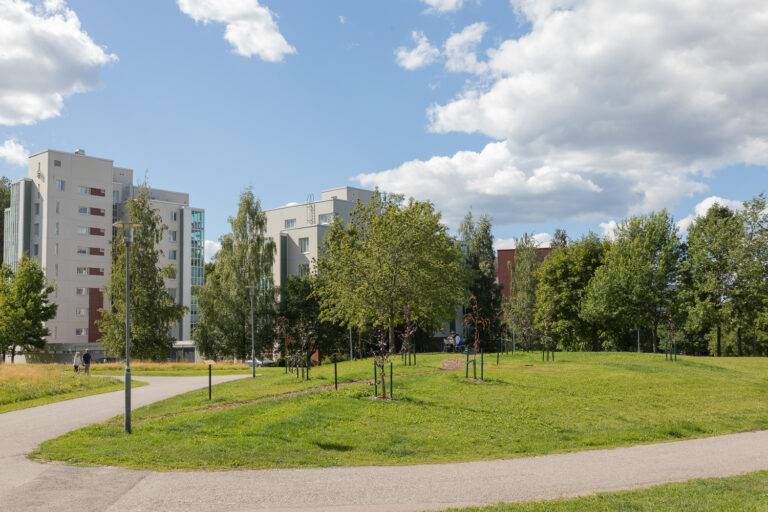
[682,204,743,356]
[193,189,276,359]
[98,187,186,359]
[582,211,682,352]
[0,177,10,265]
[0,258,57,362]
[551,228,569,250]
[504,234,539,349]
[535,233,608,351]
[315,192,466,395]
[458,213,503,350]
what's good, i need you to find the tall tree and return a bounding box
[193,188,276,359]
[315,191,466,352]
[535,233,608,351]
[458,213,503,350]
[682,204,743,356]
[504,234,539,348]
[582,211,681,352]
[0,177,10,266]
[98,186,186,359]
[0,258,57,362]
[551,228,569,250]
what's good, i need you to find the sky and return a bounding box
[1,0,766,262]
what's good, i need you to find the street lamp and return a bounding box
[114,221,140,434]
[247,285,256,378]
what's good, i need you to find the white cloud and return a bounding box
[204,240,221,263]
[0,139,29,166]
[0,0,116,126]
[177,0,295,61]
[676,196,744,233]
[395,31,440,70]
[494,232,552,250]
[421,0,464,13]
[444,22,488,74]
[599,220,618,241]
[366,1,768,229]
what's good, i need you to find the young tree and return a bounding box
[315,192,466,389]
[682,204,743,356]
[193,188,276,359]
[504,234,539,349]
[98,187,186,359]
[535,233,608,351]
[0,258,57,362]
[459,213,503,350]
[582,211,681,352]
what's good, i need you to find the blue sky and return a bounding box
[1,0,766,259]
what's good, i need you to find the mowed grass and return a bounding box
[449,470,768,512]
[0,364,145,414]
[33,353,768,470]
[92,361,253,376]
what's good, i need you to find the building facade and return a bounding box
[496,247,553,298]
[2,149,204,360]
[263,186,374,288]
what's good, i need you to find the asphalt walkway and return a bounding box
[1,375,766,511]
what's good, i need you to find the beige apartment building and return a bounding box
[264,186,374,287]
[3,149,204,361]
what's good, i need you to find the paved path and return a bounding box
[1,377,766,512]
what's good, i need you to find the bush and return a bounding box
[321,353,349,365]
[275,357,286,367]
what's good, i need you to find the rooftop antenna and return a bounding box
[306,193,315,224]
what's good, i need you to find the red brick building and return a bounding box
[497,247,553,298]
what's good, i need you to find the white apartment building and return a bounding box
[264,186,374,288]
[3,149,204,361]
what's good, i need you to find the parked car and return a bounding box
[245,358,275,367]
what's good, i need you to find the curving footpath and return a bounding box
[0,376,766,512]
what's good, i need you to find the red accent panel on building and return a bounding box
[89,207,105,216]
[89,227,105,236]
[88,288,103,343]
[90,188,105,197]
[497,248,553,298]
[89,267,104,276]
[89,247,105,256]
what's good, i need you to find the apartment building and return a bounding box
[2,149,204,361]
[264,186,375,288]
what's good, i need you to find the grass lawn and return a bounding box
[33,352,768,470]
[0,364,146,414]
[91,361,253,376]
[449,470,768,511]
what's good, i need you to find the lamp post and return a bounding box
[114,221,140,434]
[248,286,256,378]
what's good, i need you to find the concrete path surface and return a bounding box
[1,376,766,511]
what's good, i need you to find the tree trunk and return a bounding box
[716,324,722,357]
[651,322,658,354]
[388,317,395,352]
[10,346,15,363]
[591,326,600,352]
[737,327,742,356]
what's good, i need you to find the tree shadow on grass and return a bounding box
[313,441,354,452]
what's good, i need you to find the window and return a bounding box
[56,180,65,192]
[55,222,59,235]
[77,226,88,235]
[299,263,309,276]
[168,266,177,280]
[33,244,39,256]
[76,267,88,275]
[34,203,40,215]
[168,288,177,299]
[55,264,58,276]
[33,223,39,236]
[75,328,87,337]
[170,211,177,221]
[55,201,60,214]
[77,247,87,255]
[169,249,177,260]
[75,307,87,317]
[113,190,120,202]
[76,287,88,296]
[319,213,333,224]
[78,206,88,215]
[55,243,59,256]
[168,230,177,242]
[299,237,310,253]
[54,160,61,167]
[78,186,89,195]
[285,219,295,229]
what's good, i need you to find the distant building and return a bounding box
[496,247,553,298]
[263,186,375,288]
[2,149,204,361]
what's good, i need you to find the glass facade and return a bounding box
[190,210,205,331]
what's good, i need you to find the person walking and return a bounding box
[73,352,82,374]
[82,349,92,376]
